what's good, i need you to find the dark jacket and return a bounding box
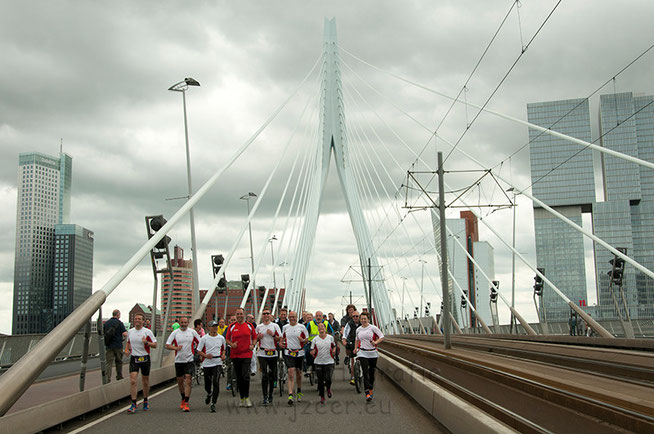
[104,317,126,349]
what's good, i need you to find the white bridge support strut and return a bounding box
[287,18,396,333]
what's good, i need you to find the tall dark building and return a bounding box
[13,152,72,334]
[52,224,94,327]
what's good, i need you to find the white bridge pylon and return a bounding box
[286,18,396,333]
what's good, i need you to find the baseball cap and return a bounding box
[207,320,218,327]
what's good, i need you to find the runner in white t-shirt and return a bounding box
[310,323,336,404]
[165,317,201,412]
[282,311,307,405]
[354,312,385,402]
[196,320,226,412]
[125,313,157,413]
[255,310,282,406]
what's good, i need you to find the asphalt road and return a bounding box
[77,361,445,434]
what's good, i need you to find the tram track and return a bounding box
[381,337,654,433]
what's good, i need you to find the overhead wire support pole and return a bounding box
[438,152,451,349]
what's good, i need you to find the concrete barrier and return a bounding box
[0,364,175,433]
[377,354,516,433]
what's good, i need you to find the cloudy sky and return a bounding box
[1,1,653,334]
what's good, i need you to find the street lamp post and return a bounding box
[270,235,278,290]
[400,276,407,320]
[507,187,518,334]
[169,77,201,314]
[241,192,258,315]
[269,235,277,313]
[419,259,427,319]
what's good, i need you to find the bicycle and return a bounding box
[277,355,287,397]
[352,357,364,394]
[192,360,203,386]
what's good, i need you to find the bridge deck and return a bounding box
[71,362,444,433]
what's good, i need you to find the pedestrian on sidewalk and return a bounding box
[104,309,128,382]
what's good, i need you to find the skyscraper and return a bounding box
[527,98,594,322]
[528,92,654,322]
[13,152,72,334]
[445,212,494,327]
[161,246,194,329]
[52,224,94,327]
[595,92,654,319]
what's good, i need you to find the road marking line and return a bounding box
[68,384,178,433]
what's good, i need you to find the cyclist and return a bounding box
[165,316,201,412]
[327,313,341,365]
[125,313,157,413]
[255,310,281,406]
[223,316,236,390]
[354,312,384,402]
[310,323,335,404]
[225,307,257,407]
[282,311,307,405]
[197,320,226,413]
[340,304,356,328]
[342,311,361,385]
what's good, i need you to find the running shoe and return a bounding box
[226,383,232,391]
[262,397,269,406]
[366,391,372,402]
[244,398,253,408]
[349,378,356,386]
[239,398,245,407]
[320,397,325,404]
[210,404,216,413]
[180,399,185,410]
[142,401,149,411]
[288,394,294,405]
[327,389,332,398]
[296,392,303,402]
[182,402,190,412]
[205,394,211,405]
[268,395,273,405]
[274,380,278,388]
[127,403,137,413]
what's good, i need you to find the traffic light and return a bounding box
[460,295,467,309]
[608,256,626,286]
[425,302,431,316]
[241,274,250,293]
[490,287,498,303]
[211,255,227,291]
[414,307,418,318]
[533,269,544,296]
[146,215,172,258]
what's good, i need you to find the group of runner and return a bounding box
[123,303,383,413]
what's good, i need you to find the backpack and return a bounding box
[104,321,117,346]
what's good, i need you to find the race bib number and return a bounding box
[289,351,298,357]
[265,350,275,356]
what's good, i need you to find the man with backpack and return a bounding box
[104,309,128,382]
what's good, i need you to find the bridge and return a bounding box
[2,15,654,433]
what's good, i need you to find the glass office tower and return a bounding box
[13,152,72,334]
[527,98,594,321]
[596,92,654,319]
[52,224,94,327]
[528,92,654,322]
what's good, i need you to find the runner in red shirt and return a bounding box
[225,307,257,407]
